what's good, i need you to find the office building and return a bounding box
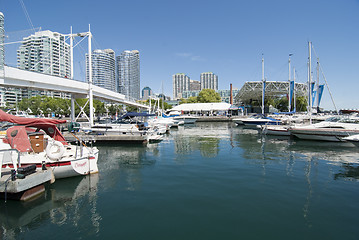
[86,49,116,91]
[200,72,218,90]
[218,89,240,103]
[117,50,140,100]
[142,86,153,100]
[172,73,190,100]
[17,30,70,77]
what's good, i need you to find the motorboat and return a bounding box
[173,115,198,124]
[81,112,164,141]
[241,114,281,126]
[289,117,359,142]
[0,110,99,179]
[232,116,247,125]
[260,125,291,136]
[162,112,197,124]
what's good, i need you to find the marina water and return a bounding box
[1,122,359,239]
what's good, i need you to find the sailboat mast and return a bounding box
[293,67,296,112]
[288,54,292,112]
[262,56,265,115]
[308,41,312,117]
[316,58,320,113]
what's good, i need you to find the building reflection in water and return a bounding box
[171,123,233,158]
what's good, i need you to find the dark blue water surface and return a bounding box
[1,122,359,240]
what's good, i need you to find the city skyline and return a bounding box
[1,0,358,109]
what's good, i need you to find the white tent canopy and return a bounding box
[170,103,231,112]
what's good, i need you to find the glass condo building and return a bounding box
[86,49,116,91]
[117,50,140,100]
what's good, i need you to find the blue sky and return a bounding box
[1,0,358,110]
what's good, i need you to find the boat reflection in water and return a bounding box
[0,174,100,238]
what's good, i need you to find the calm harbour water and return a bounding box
[1,122,359,240]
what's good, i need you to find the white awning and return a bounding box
[170,103,231,112]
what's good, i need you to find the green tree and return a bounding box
[295,96,308,112]
[197,89,221,103]
[186,96,198,103]
[107,104,122,115]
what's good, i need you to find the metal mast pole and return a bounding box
[70,26,75,122]
[316,58,320,113]
[288,54,292,112]
[293,67,296,112]
[308,41,312,122]
[88,24,94,127]
[70,26,73,79]
[261,55,265,115]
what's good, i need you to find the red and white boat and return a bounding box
[0,110,99,179]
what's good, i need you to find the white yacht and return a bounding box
[289,117,359,142]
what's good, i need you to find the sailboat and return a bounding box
[241,56,282,126]
[262,54,296,136]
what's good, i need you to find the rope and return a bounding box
[70,132,88,148]
[1,175,12,203]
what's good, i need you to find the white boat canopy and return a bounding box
[170,103,231,112]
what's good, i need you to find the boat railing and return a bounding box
[0,149,20,178]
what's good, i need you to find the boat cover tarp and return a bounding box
[3,126,32,152]
[0,109,67,125]
[118,112,155,120]
[3,124,68,152]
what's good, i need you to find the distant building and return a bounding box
[190,79,200,91]
[217,89,239,103]
[182,90,200,99]
[117,50,140,100]
[17,30,70,77]
[200,72,218,90]
[172,73,190,100]
[157,93,170,101]
[142,86,153,100]
[86,49,116,91]
[0,12,4,71]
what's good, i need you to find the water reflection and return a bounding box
[0,174,99,239]
[171,123,231,158]
[1,123,358,239]
[334,163,359,180]
[97,144,158,191]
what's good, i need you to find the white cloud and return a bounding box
[175,52,205,61]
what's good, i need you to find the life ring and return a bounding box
[46,140,65,160]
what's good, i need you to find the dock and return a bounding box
[0,167,55,201]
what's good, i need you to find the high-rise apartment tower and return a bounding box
[117,50,140,100]
[86,49,116,91]
[17,30,70,77]
[172,73,190,100]
[200,72,218,90]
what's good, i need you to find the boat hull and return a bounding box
[173,116,197,124]
[262,126,291,136]
[1,149,99,179]
[290,129,359,142]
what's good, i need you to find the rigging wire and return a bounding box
[18,0,36,33]
[311,44,338,114]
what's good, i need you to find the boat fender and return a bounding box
[46,141,65,160]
